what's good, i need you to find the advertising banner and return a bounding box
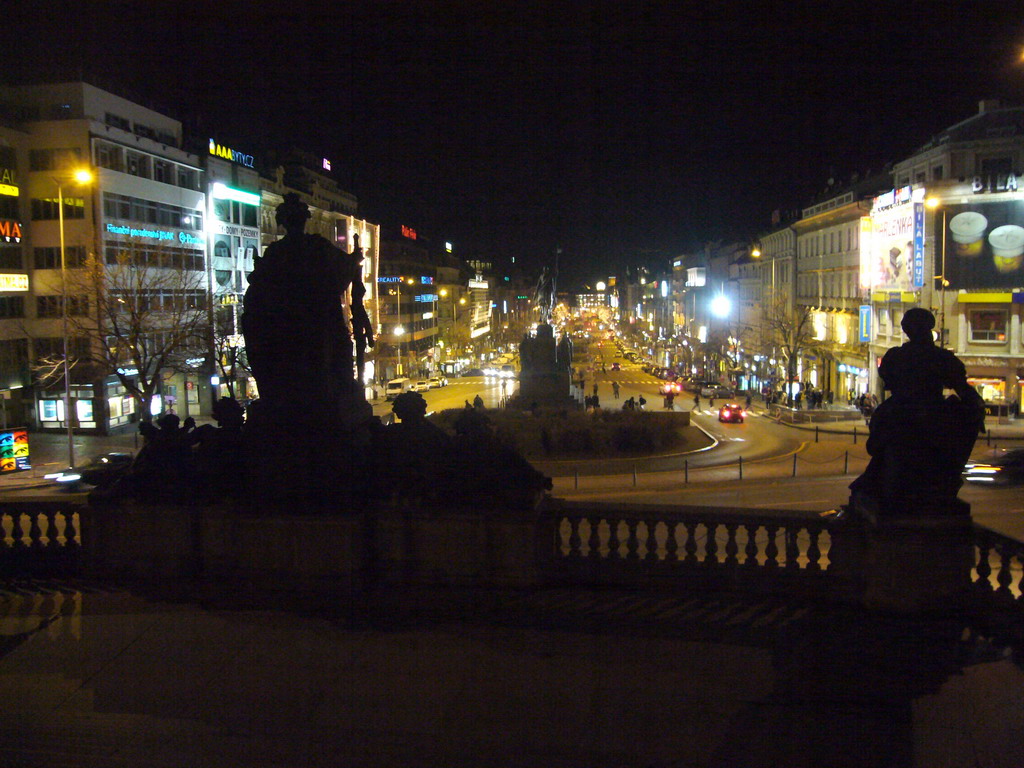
[938,198,1024,288]
[860,187,925,290]
[0,428,30,472]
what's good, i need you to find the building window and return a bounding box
[0,296,24,318]
[0,247,22,269]
[30,197,85,220]
[33,246,86,269]
[969,309,1007,342]
[125,151,151,179]
[932,166,944,180]
[104,112,131,131]
[153,159,173,184]
[95,141,124,172]
[36,295,88,318]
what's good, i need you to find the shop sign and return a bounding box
[401,225,417,240]
[934,197,1024,289]
[210,182,260,206]
[468,279,488,289]
[0,166,17,197]
[322,158,331,171]
[0,274,29,291]
[208,139,255,168]
[0,219,21,242]
[858,305,871,342]
[0,428,30,473]
[213,221,260,239]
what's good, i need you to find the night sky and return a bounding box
[10,1,1024,286]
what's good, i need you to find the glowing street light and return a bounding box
[710,294,732,318]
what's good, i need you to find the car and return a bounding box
[462,368,485,377]
[964,448,1024,485]
[499,364,516,378]
[659,381,683,395]
[411,380,430,392]
[45,452,134,490]
[701,384,734,398]
[718,404,746,423]
[610,362,621,371]
[427,375,448,388]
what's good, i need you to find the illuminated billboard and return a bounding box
[860,186,925,290]
[937,198,1024,288]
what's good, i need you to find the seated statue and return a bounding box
[241,193,372,426]
[850,308,984,515]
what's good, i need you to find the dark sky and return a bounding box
[10,1,1024,286]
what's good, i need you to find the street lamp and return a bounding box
[56,167,93,470]
[926,197,949,347]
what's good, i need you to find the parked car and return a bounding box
[411,380,430,392]
[718,404,746,423]
[427,375,448,388]
[963,448,1024,485]
[462,368,485,377]
[385,377,411,399]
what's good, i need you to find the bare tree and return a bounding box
[37,245,211,422]
[762,290,816,403]
[212,302,250,400]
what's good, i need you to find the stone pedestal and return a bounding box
[854,497,974,614]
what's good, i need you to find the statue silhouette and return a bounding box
[850,308,984,514]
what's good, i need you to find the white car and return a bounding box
[411,380,430,392]
[427,375,448,388]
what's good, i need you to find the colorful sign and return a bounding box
[401,225,417,240]
[0,273,29,291]
[208,139,255,168]
[858,305,872,342]
[0,166,17,197]
[0,428,30,473]
[210,182,260,206]
[0,219,21,243]
[936,198,1024,288]
[860,186,926,290]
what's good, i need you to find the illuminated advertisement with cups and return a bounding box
[938,198,1024,288]
[859,186,925,290]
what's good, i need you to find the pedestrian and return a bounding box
[745,393,752,409]
[473,394,484,409]
[665,393,675,410]
[709,396,715,410]
[612,381,620,399]
[593,382,599,397]
[692,393,700,410]
[638,395,646,410]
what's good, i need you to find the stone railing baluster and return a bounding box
[644,520,658,563]
[764,525,780,569]
[588,516,602,560]
[806,528,822,572]
[63,510,79,551]
[704,523,718,566]
[29,512,44,551]
[11,512,27,550]
[974,540,992,590]
[784,526,800,571]
[723,523,739,567]
[744,523,759,568]
[683,522,698,565]
[567,515,582,558]
[606,517,620,561]
[664,521,678,563]
[625,520,640,561]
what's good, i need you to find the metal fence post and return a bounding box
[792,453,797,477]
[815,425,819,443]
[574,470,578,490]
[684,459,689,484]
[853,426,858,445]
[844,450,849,474]
[633,464,637,487]
[739,455,743,480]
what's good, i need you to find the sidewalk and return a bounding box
[754,405,1024,440]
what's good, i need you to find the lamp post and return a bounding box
[56,168,93,470]
[926,197,949,347]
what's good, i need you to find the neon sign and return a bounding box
[211,182,260,206]
[208,139,255,168]
[401,225,417,240]
[0,167,17,197]
[0,219,22,243]
[105,223,202,245]
[0,273,29,291]
[322,158,332,171]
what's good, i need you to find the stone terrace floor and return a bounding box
[1,578,1022,768]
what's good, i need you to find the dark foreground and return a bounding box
[1,580,1021,768]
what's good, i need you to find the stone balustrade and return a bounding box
[0,497,1020,636]
[0,501,82,577]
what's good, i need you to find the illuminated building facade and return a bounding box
[0,82,210,433]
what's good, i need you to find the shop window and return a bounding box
[38,399,64,422]
[968,378,1005,403]
[76,399,94,422]
[969,310,1007,342]
[31,197,84,220]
